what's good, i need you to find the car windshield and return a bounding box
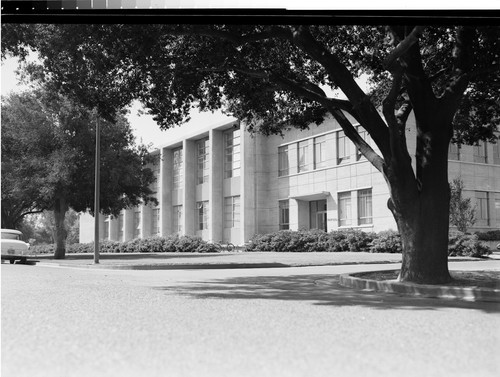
[1,232,20,240]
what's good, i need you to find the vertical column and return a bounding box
[209,129,224,243]
[183,139,196,235]
[109,216,119,241]
[141,204,152,238]
[161,147,173,236]
[124,208,134,241]
[240,125,256,243]
[289,199,299,231]
[297,200,310,229]
[98,216,106,241]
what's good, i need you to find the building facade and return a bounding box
[80,115,500,245]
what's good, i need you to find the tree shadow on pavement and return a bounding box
[154,274,500,313]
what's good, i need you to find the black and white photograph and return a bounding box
[1,2,499,377]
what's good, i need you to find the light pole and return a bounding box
[94,115,100,264]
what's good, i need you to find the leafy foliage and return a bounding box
[475,230,500,241]
[3,24,497,141]
[449,177,476,232]
[1,88,156,227]
[448,232,491,257]
[19,210,80,245]
[30,235,223,254]
[368,231,403,254]
[245,229,376,253]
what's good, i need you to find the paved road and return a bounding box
[2,262,500,377]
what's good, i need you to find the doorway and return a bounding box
[309,200,327,231]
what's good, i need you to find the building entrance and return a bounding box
[309,200,327,231]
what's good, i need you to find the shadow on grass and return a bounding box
[154,274,500,313]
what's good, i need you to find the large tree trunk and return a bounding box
[387,114,453,284]
[390,184,452,284]
[53,197,68,259]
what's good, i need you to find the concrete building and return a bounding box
[79,114,500,245]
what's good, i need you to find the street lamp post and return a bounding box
[94,116,100,264]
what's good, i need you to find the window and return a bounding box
[151,208,160,236]
[473,141,487,163]
[279,200,290,230]
[197,201,209,230]
[337,131,351,163]
[448,143,460,161]
[357,127,371,161]
[118,214,124,241]
[314,136,327,169]
[173,205,182,234]
[475,191,490,226]
[278,145,289,176]
[172,148,183,190]
[224,128,241,178]
[493,140,500,165]
[338,192,352,226]
[298,140,310,172]
[224,196,241,228]
[358,189,373,225]
[133,210,141,238]
[197,138,209,184]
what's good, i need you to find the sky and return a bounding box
[1,56,235,149]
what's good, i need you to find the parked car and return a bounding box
[1,229,31,256]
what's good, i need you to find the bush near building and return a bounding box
[29,230,492,257]
[475,230,500,242]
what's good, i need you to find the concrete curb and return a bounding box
[36,262,291,270]
[339,270,500,303]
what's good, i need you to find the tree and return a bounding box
[1,88,156,258]
[19,210,80,246]
[2,24,499,282]
[449,177,476,233]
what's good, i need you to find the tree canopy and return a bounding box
[1,88,157,230]
[2,25,498,144]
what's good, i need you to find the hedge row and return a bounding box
[245,229,491,257]
[475,230,500,241]
[30,235,222,255]
[30,230,492,257]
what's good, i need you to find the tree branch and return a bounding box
[268,74,360,119]
[383,26,426,71]
[328,107,385,173]
[289,25,392,161]
[441,27,477,111]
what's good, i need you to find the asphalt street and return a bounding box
[2,262,499,377]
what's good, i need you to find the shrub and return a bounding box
[29,244,54,254]
[245,229,375,252]
[368,231,402,253]
[67,243,93,254]
[448,232,491,257]
[99,240,122,253]
[475,230,500,241]
[326,230,376,252]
